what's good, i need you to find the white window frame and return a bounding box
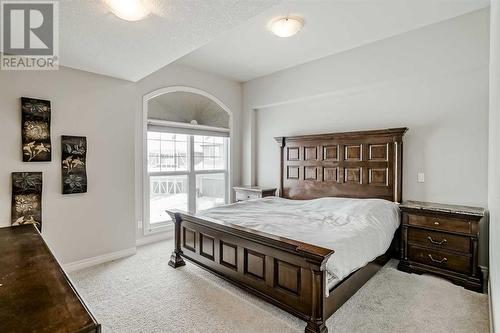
[147,131,190,229]
[142,87,233,236]
[191,134,229,211]
[144,125,230,234]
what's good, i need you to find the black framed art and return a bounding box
[11,172,43,231]
[21,97,52,162]
[61,136,88,194]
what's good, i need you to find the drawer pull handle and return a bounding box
[428,254,447,264]
[427,236,447,245]
[434,221,440,226]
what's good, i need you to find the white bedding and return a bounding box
[198,196,400,290]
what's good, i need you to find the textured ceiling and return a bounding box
[59,0,279,81]
[177,0,490,82]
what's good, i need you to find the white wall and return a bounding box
[135,63,243,241]
[243,9,489,266]
[489,1,500,331]
[254,66,488,206]
[0,67,136,264]
[243,9,489,207]
[0,62,243,264]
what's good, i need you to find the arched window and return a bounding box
[143,88,231,234]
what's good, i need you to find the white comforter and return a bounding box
[199,197,400,285]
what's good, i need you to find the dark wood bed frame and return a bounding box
[168,128,407,333]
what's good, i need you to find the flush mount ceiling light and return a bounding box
[104,0,151,21]
[269,16,304,38]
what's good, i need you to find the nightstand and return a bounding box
[233,186,277,202]
[398,201,485,292]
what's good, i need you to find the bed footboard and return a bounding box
[168,210,334,332]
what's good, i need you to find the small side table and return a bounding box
[233,186,277,202]
[398,200,485,292]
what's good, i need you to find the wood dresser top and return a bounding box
[0,225,99,333]
[400,200,486,217]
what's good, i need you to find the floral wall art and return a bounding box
[21,97,51,162]
[11,172,43,231]
[62,136,88,194]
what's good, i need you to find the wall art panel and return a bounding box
[21,97,51,162]
[62,136,87,194]
[11,172,43,230]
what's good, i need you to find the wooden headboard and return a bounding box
[274,128,407,202]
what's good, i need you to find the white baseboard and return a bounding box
[63,229,173,273]
[489,279,494,333]
[64,247,137,273]
[136,228,173,247]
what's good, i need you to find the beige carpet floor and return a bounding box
[70,240,489,333]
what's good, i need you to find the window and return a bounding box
[145,129,228,232]
[194,135,225,170]
[147,132,188,172]
[149,175,188,224]
[196,173,225,211]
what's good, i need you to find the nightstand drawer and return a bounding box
[408,228,470,253]
[236,191,259,201]
[408,245,471,274]
[407,214,470,234]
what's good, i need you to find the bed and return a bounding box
[167,128,407,333]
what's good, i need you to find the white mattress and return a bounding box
[199,196,400,292]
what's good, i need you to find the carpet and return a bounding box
[70,240,489,333]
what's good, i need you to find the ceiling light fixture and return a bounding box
[269,16,304,38]
[104,0,151,21]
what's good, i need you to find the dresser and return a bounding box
[398,201,485,292]
[0,225,100,332]
[233,186,277,202]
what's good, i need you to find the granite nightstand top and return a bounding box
[400,200,486,217]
